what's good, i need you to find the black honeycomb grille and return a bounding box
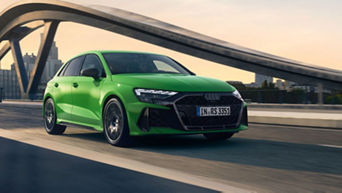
[149,107,183,130]
[175,94,242,130]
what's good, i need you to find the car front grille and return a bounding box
[174,94,243,130]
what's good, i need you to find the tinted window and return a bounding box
[63,56,84,76]
[103,53,191,75]
[58,62,69,76]
[81,54,105,77]
[153,60,179,73]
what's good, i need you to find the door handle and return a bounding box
[54,83,59,88]
[73,82,79,88]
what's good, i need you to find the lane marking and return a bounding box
[250,123,342,132]
[318,144,342,149]
[0,128,256,193]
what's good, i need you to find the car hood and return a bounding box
[112,73,236,92]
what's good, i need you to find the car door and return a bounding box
[52,56,84,122]
[71,54,106,127]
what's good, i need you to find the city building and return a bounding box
[40,34,62,84]
[255,74,273,87]
[275,79,285,90]
[23,53,36,79]
[274,79,324,93]
[0,64,21,99]
[0,34,62,99]
[23,34,62,84]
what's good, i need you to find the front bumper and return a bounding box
[132,92,248,135]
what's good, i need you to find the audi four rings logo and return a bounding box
[204,93,221,101]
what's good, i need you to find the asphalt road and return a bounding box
[0,137,217,193]
[0,103,341,193]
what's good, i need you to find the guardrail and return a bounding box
[247,103,342,110]
[0,87,3,103]
[240,90,342,104]
[1,100,340,128]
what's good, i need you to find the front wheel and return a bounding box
[103,98,132,147]
[203,132,234,141]
[44,98,66,135]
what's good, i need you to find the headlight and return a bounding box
[232,90,244,101]
[134,88,178,104]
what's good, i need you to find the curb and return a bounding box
[248,103,342,110]
[249,116,342,129]
[0,102,42,109]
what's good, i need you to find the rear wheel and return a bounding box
[44,98,66,135]
[103,98,132,147]
[203,132,234,141]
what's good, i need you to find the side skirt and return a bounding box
[58,120,103,132]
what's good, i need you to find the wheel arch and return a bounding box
[42,94,54,116]
[101,93,129,132]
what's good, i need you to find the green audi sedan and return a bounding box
[43,51,248,146]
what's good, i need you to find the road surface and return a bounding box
[0,103,341,193]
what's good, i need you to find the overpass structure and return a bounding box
[0,0,341,99]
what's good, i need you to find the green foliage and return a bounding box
[226,81,246,90]
[241,85,342,104]
[325,94,342,104]
[261,81,276,89]
[261,80,268,89]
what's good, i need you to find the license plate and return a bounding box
[196,106,231,117]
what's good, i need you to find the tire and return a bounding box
[203,132,234,141]
[103,98,132,147]
[44,98,66,135]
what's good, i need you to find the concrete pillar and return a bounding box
[26,21,59,100]
[317,83,323,104]
[10,39,28,97]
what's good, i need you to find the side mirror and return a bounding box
[81,68,99,79]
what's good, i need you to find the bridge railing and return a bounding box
[0,87,2,103]
[241,90,342,104]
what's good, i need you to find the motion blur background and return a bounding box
[1,0,341,103]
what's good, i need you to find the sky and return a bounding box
[0,0,341,83]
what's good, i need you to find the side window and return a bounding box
[63,56,84,76]
[58,62,69,76]
[81,54,105,77]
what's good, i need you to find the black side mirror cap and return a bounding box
[81,68,99,79]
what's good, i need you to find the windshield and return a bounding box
[103,53,192,75]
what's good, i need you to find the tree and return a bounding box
[261,80,268,89]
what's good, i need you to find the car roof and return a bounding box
[81,50,164,56]
[65,50,166,64]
